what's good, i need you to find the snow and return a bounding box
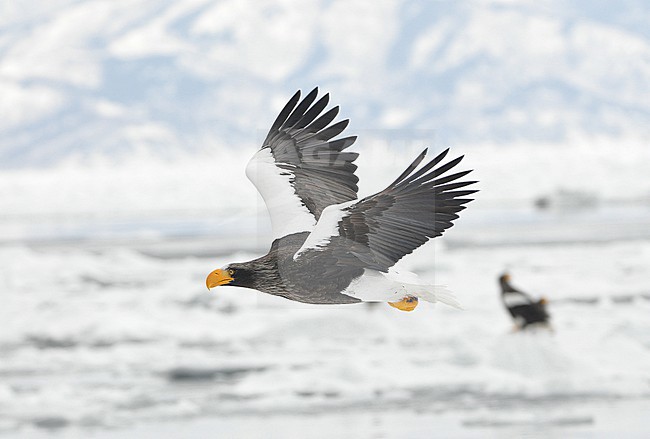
[1,232,650,436]
[0,81,65,129]
[1,149,650,436]
[2,0,650,165]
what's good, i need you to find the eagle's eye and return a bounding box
[227,269,235,276]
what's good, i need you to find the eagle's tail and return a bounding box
[412,284,462,309]
[385,268,462,310]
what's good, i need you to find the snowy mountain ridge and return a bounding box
[1,0,649,167]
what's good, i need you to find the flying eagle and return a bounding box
[206,88,477,311]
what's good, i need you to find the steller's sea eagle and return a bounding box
[206,88,477,311]
[499,273,551,330]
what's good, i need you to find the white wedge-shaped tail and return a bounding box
[340,268,462,309]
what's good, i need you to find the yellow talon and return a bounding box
[388,296,419,312]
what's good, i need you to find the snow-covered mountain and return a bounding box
[1,0,649,167]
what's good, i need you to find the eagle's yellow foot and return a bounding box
[388,296,419,312]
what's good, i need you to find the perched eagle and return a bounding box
[206,88,477,311]
[499,273,551,330]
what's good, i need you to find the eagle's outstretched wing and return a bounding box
[294,148,477,271]
[246,88,359,239]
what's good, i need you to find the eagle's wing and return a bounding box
[246,88,359,239]
[294,149,477,271]
[502,290,535,308]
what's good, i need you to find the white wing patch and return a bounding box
[245,148,316,240]
[293,199,357,260]
[502,291,531,307]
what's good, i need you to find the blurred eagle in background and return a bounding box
[206,88,477,311]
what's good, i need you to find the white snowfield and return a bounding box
[0,107,649,438]
[1,236,650,433]
[1,140,649,244]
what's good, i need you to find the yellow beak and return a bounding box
[206,269,234,289]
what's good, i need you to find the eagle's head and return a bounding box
[206,264,255,289]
